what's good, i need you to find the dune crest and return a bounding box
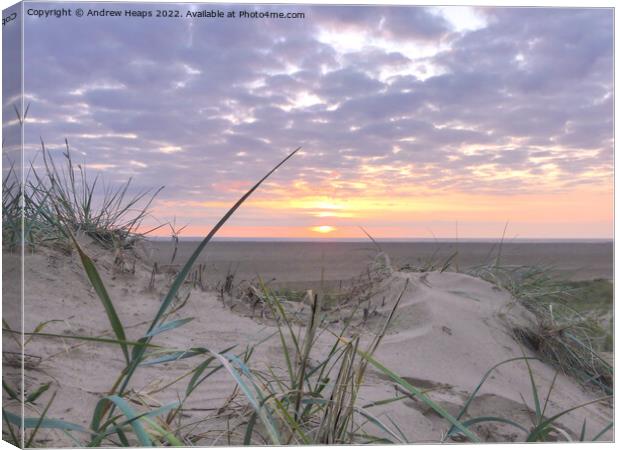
[355,269,612,441]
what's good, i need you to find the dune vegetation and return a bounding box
[1,141,614,447]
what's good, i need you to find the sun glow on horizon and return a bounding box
[311,225,337,234]
[146,180,612,240]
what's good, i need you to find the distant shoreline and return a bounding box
[146,237,613,244]
[146,238,612,282]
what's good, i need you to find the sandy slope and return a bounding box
[2,240,613,445]
[351,269,612,442]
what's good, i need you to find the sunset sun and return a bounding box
[311,225,336,234]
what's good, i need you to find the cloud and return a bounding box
[17,4,613,234]
[313,5,451,42]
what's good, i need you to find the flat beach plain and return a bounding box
[148,240,613,289]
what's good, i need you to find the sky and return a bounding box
[13,3,614,239]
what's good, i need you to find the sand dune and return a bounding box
[2,239,612,445]
[354,269,612,441]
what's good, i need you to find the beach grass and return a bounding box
[469,263,613,394]
[30,141,165,248]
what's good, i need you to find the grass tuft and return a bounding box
[469,263,613,393]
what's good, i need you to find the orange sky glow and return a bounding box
[148,178,613,240]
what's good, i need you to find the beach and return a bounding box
[147,240,613,290]
[2,235,612,445]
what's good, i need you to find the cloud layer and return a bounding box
[13,4,613,238]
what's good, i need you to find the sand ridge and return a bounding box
[356,270,612,441]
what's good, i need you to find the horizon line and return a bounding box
[146,236,613,243]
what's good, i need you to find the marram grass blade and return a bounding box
[527,396,612,442]
[118,146,301,394]
[90,395,153,447]
[3,410,86,433]
[145,318,194,338]
[141,417,184,447]
[26,391,57,447]
[94,403,180,445]
[591,422,613,441]
[185,344,237,395]
[211,351,282,445]
[149,147,301,334]
[2,409,21,447]
[447,356,539,438]
[68,232,130,365]
[12,330,162,349]
[353,345,480,442]
[355,407,405,443]
[25,382,51,404]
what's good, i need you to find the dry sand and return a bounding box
[1,239,613,445]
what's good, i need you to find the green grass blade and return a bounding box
[25,319,64,345]
[447,356,539,437]
[276,324,295,385]
[2,380,19,401]
[68,233,130,365]
[579,419,587,441]
[93,403,180,445]
[185,344,236,395]
[4,409,87,438]
[91,395,153,446]
[141,417,184,446]
[211,351,282,445]
[527,396,612,442]
[350,433,392,444]
[25,382,51,404]
[116,428,130,446]
[268,394,311,444]
[140,349,206,366]
[2,409,21,446]
[591,421,613,441]
[243,413,257,445]
[354,346,480,442]
[147,147,301,335]
[440,251,458,273]
[145,318,194,338]
[523,354,542,421]
[118,147,301,395]
[13,330,162,349]
[385,413,409,443]
[355,407,403,443]
[26,391,57,447]
[541,369,560,419]
[361,394,409,409]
